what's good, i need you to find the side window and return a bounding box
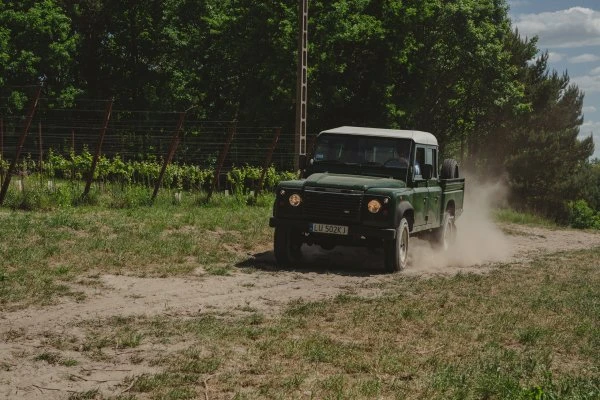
[426,147,438,178]
[415,147,425,178]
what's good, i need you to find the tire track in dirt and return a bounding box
[1,224,599,399]
[2,224,600,335]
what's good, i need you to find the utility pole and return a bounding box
[294,0,308,170]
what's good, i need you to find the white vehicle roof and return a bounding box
[319,126,438,146]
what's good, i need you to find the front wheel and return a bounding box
[384,218,410,272]
[274,226,303,267]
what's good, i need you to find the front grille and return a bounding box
[303,189,363,223]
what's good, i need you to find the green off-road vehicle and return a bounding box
[270,126,465,272]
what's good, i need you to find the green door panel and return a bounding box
[428,184,442,227]
[413,182,428,226]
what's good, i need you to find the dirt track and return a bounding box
[1,223,600,399]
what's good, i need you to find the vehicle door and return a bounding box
[426,146,441,227]
[412,145,428,227]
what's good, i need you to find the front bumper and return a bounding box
[269,217,396,240]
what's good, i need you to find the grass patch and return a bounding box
[494,208,557,227]
[67,389,99,400]
[33,351,62,365]
[67,248,599,399]
[0,194,274,309]
[33,351,79,368]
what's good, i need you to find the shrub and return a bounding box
[567,200,600,229]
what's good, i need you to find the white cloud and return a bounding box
[582,120,600,132]
[591,66,600,75]
[572,73,600,94]
[513,7,600,48]
[548,52,565,62]
[569,54,600,64]
[583,106,598,113]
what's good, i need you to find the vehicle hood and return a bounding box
[304,173,405,191]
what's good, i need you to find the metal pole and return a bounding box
[151,111,186,201]
[207,123,236,202]
[83,99,113,198]
[0,86,42,205]
[256,127,281,196]
[294,0,308,170]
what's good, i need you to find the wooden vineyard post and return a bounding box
[206,123,236,202]
[151,111,187,202]
[83,99,113,198]
[0,86,42,205]
[256,127,281,197]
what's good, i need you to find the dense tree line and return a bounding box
[0,0,597,219]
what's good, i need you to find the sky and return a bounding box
[508,0,600,159]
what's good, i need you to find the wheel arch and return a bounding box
[396,200,415,231]
[445,199,456,216]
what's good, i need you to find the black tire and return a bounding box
[384,217,410,272]
[441,159,459,179]
[274,226,302,267]
[435,211,457,251]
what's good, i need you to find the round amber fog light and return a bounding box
[367,199,382,213]
[289,193,302,207]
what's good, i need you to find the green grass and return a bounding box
[2,182,598,398]
[0,192,274,309]
[494,208,557,227]
[48,248,599,400]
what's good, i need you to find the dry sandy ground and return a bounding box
[1,222,599,399]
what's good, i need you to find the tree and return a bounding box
[0,0,78,108]
[506,52,594,218]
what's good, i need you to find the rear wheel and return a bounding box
[384,218,410,272]
[274,226,303,267]
[435,211,457,250]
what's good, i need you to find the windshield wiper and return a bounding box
[316,159,360,166]
[316,159,342,164]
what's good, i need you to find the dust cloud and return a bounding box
[407,178,513,274]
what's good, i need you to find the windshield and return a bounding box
[312,134,412,170]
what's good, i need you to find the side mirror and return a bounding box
[422,164,433,180]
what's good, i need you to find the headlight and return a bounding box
[367,199,382,213]
[289,193,302,207]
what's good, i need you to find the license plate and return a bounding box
[310,223,349,235]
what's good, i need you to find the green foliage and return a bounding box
[575,159,600,212]
[0,0,78,103]
[567,200,600,230]
[1,150,294,211]
[43,151,291,193]
[0,0,595,219]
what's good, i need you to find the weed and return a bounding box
[68,389,99,400]
[60,358,79,367]
[33,351,61,365]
